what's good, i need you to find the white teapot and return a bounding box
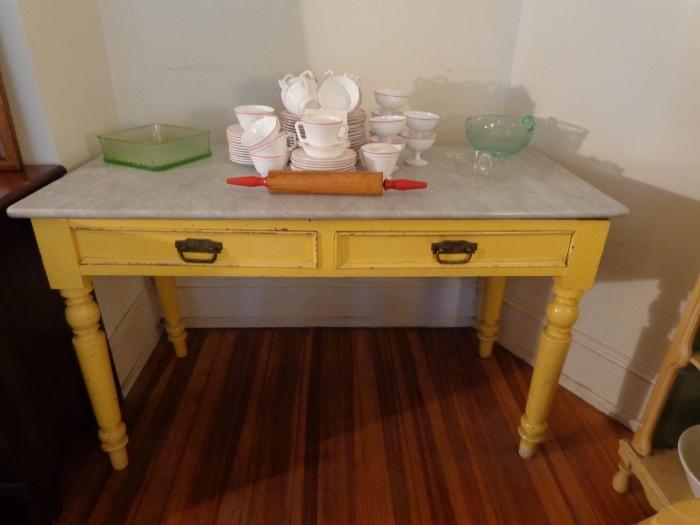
[279,70,319,116]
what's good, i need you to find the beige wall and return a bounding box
[297,0,522,143]
[501,0,700,426]
[9,0,161,391]
[99,0,522,143]
[17,0,119,169]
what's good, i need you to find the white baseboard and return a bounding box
[103,280,163,394]
[177,277,479,328]
[498,293,655,430]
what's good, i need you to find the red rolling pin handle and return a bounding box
[226,176,267,187]
[383,179,428,191]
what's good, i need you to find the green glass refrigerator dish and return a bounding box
[98,124,211,171]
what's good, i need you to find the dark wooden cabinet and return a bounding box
[1,166,92,525]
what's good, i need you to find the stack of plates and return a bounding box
[280,109,302,137]
[226,124,252,165]
[281,109,366,150]
[290,148,357,172]
[347,109,367,151]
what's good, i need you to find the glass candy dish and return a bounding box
[98,124,211,171]
[465,115,535,175]
[465,115,535,159]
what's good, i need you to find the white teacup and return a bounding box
[295,114,347,147]
[250,151,290,177]
[279,70,319,116]
[241,116,280,149]
[250,131,296,156]
[234,105,275,129]
[360,143,402,177]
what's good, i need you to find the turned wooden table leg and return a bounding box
[518,278,583,459]
[153,276,187,358]
[61,280,129,470]
[477,276,507,359]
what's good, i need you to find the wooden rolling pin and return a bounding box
[226,171,427,196]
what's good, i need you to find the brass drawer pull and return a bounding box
[174,238,223,264]
[431,240,478,264]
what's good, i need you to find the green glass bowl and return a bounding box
[465,115,535,159]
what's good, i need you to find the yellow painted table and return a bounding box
[7,145,627,470]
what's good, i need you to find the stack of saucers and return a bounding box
[290,148,357,172]
[226,124,252,165]
[280,109,302,136]
[347,109,367,151]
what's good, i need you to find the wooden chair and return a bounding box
[613,274,700,511]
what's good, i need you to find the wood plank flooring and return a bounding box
[57,328,654,524]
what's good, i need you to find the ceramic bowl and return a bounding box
[465,114,535,159]
[405,111,440,132]
[679,424,700,497]
[374,88,410,110]
[250,151,290,177]
[368,115,407,137]
[400,130,436,151]
[241,116,281,149]
[234,105,275,130]
[360,142,402,177]
[369,134,407,150]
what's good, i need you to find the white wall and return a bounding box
[298,0,522,143]
[97,0,525,329]
[99,0,522,144]
[501,0,700,426]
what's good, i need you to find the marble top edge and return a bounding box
[7,144,629,220]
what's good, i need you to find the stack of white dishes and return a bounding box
[279,69,362,116]
[369,134,407,150]
[241,115,301,175]
[368,114,407,146]
[292,113,357,171]
[226,124,252,165]
[227,105,276,166]
[281,109,303,136]
[401,111,440,167]
[283,108,366,150]
[291,148,357,172]
[347,109,367,151]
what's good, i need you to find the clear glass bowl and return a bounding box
[465,115,535,159]
[98,124,210,171]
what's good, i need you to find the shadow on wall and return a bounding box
[108,0,309,140]
[409,77,534,145]
[505,92,700,419]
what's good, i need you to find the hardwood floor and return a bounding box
[57,328,654,524]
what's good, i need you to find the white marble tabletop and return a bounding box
[7,145,627,220]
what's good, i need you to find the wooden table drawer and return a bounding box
[75,228,318,268]
[335,230,572,269]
